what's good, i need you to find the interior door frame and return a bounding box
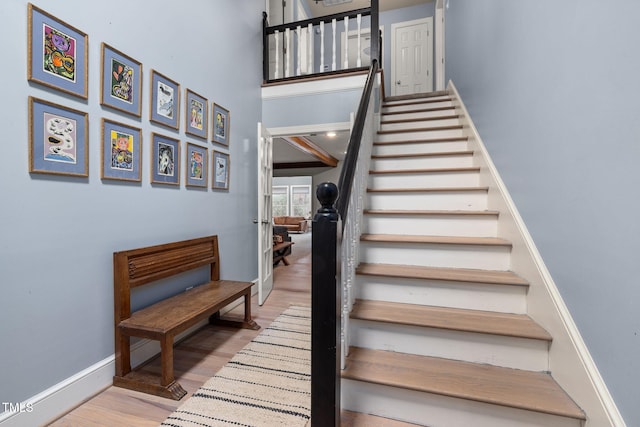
[390,16,434,96]
[435,0,446,91]
[257,122,274,306]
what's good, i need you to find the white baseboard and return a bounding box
[0,295,252,426]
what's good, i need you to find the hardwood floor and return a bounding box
[49,232,415,426]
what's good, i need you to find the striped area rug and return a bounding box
[160,305,311,427]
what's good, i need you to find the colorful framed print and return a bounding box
[212,151,230,190]
[151,133,180,186]
[212,103,230,146]
[27,3,88,99]
[185,143,208,188]
[185,89,208,140]
[101,119,142,182]
[100,43,142,117]
[150,70,180,130]
[29,97,88,177]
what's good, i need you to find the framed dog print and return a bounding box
[212,103,230,146]
[212,151,230,190]
[28,3,88,99]
[100,43,142,117]
[151,133,180,186]
[185,143,208,188]
[185,89,208,140]
[29,97,88,177]
[101,119,142,182]
[150,70,180,130]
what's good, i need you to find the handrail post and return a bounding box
[311,182,341,427]
[262,11,269,82]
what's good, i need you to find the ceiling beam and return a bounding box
[282,136,339,167]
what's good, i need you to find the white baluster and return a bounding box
[320,21,325,73]
[285,28,290,78]
[296,25,301,76]
[357,14,362,67]
[344,16,349,69]
[274,30,280,79]
[332,18,337,71]
[308,23,313,75]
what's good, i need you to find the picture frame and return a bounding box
[150,70,180,130]
[29,96,88,177]
[185,142,208,188]
[28,3,88,99]
[101,119,142,182]
[100,43,142,117]
[212,151,230,190]
[185,89,208,140]
[212,103,230,146]
[151,133,180,186]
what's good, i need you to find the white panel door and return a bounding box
[257,123,274,305]
[392,17,433,96]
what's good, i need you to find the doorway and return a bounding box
[391,17,434,96]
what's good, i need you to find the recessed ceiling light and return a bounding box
[326,132,337,138]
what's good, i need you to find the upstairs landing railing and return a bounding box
[311,57,379,427]
[262,2,380,83]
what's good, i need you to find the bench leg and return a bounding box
[209,291,260,330]
[160,336,175,387]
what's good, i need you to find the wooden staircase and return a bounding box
[340,92,587,426]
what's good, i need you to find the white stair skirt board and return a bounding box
[380,117,462,132]
[371,153,475,170]
[359,241,511,270]
[366,189,488,210]
[349,318,549,371]
[368,169,480,189]
[341,379,582,427]
[376,128,465,142]
[363,213,498,237]
[373,139,469,156]
[355,275,528,314]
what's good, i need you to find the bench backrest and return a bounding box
[114,235,220,323]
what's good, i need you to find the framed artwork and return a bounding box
[212,151,230,190]
[101,119,142,182]
[151,133,180,186]
[28,3,88,99]
[150,70,180,130]
[212,103,230,146]
[100,43,142,117]
[185,89,208,139]
[29,96,88,177]
[185,143,208,188]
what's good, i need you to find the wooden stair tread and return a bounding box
[351,299,551,341]
[367,186,488,193]
[360,234,510,247]
[382,98,453,108]
[378,125,463,135]
[374,136,468,146]
[381,114,460,125]
[343,347,585,420]
[384,90,449,102]
[382,105,455,116]
[371,150,473,159]
[370,166,479,175]
[363,209,499,216]
[356,263,529,286]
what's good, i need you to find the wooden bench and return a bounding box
[113,235,259,400]
[273,241,294,266]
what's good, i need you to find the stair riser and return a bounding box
[369,171,480,189]
[350,319,549,371]
[382,109,456,121]
[373,140,469,156]
[355,275,527,314]
[341,379,581,427]
[363,215,498,237]
[359,242,511,270]
[371,155,474,170]
[366,191,488,211]
[377,129,465,142]
[382,99,453,112]
[380,118,461,132]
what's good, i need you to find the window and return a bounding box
[290,185,312,218]
[272,186,289,217]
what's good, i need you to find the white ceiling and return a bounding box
[305,0,433,18]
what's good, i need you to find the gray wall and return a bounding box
[0,0,263,408]
[445,1,640,425]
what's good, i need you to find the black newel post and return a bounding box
[262,11,269,83]
[311,182,341,427]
